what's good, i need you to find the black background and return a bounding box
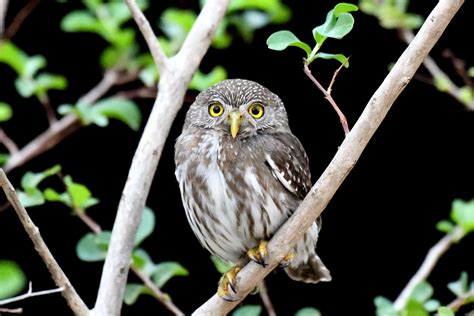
[1,0,473,315]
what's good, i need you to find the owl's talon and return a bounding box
[217,266,241,300]
[279,252,294,268]
[247,240,268,267]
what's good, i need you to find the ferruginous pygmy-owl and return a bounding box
[175,79,331,299]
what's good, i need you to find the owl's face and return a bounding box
[184,79,290,139]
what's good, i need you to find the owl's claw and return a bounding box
[217,266,241,301]
[247,240,268,267]
[279,252,294,268]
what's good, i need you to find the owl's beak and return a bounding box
[228,111,242,139]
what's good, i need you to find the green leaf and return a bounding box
[92,98,142,131]
[313,11,356,42]
[76,231,111,262]
[124,283,154,305]
[424,299,440,312]
[232,305,262,316]
[43,188,70,205]
[152,262,189,288]
[0,260,27,300]
[405,299,429,316]
[189,66,228,91]
[433,75,451,92]
[210,255,233,274]
[61,10,102,33]
[18,189,45,207]
[132,248,155,276]
[20,165,61,191]
[313,52,349,67]
[64,175,99,210]
[0,153,9,166]
[160,8,196,50]
[436,220,454,233]
[468,67,474,78]
[374,296,396,316]
[437,307,454,316]
[0,102,13,122]
[334,3,359,16]
[35,73,68,94]
[135,207,156,246]
[15,77,37,98]
[138,65,158,87]
[458,86,473,105]
[0,41,27,76]
[447,272,469,297]
[410,281,433,303]
[295,307,321,316]
[451,199,474,233]
[266,30,311,56]
[24,55,46,78]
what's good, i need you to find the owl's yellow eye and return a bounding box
[208,103,224,117]
[248,103,265,119]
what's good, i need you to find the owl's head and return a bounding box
[184,79,290,139]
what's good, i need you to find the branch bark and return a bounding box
[0,282,64,306]
[193,0,464,314]
[91,1,230,315]
[0,169,89,315]
[0,0,8,37]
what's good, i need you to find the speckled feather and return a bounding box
[175,79,331,283]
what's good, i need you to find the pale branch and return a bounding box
[3,0,39,40]
[39,94,58,126]
[193,0,464,314]
[328,59,348,95]
[0,0,8,37]
[0,170,89,315]
[399,28,474,111]
[0,307,22,314]
[303,62,350,136]
[0,282,64,306]
[393,226,465,310]
[0,128,19,154]
[258,281,277,316]
[92,0,230,315]
[125,0,167,72]
[3,70,124,174]
[446,290,474,312]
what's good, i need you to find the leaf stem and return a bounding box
[0,282,64,306]
[258,280,277,316]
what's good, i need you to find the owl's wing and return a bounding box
[264,133,312,200]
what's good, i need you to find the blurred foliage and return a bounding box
[0,260,26,300]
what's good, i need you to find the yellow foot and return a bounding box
[247,240,268,267]
[217,266,241,301]
[279,252,294,268]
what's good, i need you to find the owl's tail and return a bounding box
[284,254,332,283]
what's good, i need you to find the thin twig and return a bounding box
[0,128,19,154]
[125,0,168,72]
[0,169,89,315]
[399,28,474,111]
[193,0,464,314]
[39,94,58,126]
[0,307,23,314]
[258,281,277,316]
[0,282,64,306]
[114,86,157,99]
[442,49,473,88]
[4,0,40,39]
[393,226,465,310]
[92,1,230,315]
[303,62,350,136]
[446,290,474,312]
[327,59,348,95]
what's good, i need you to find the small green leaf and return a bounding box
[0,102,13,122]
[405,299,429,316]
[124,283,155,305]
[334,3,359,16]
[24,55,47,78]
[451,199,474,233]
[132,248,155,276]
[18,189,45,207]
[64,175,98,210]
[374,296,396,315]
[135,207,156,246]
[210,255,233,274]
[0,260,27,300]
[15,77,37,98]
[433,75,452,92]
[266,30,311,56]
[410,281,433,303]
[458,86,473,105]
[138,65,158,87]
[424,299,440,312]
[92,98,142,131]
[437,307,454,316]
[61,10,101,33]
[35,73,68,94]
[43,188,70,205]
[468,67,474,78]
[436,220,454,233]
[232,305,262,316]
[20,165,61,191]
[313,11,356,42]
[76,231,111,262]
[313,52,349,67]
[0,41,27,76]
[152,262,189,288]
[0,153,9,166]
[295,307,321,316]
[447,272,469,297]
[189,66,228,91]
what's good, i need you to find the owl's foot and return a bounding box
[217,266,241,301]
[279,252,294,268]
[247,240,268,267]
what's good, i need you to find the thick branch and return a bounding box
[125,0,167,72]
[193,0,464,314]
[92,1,230,315]
[0,282,64,306]
[393,226,465,310]
[0,170,89,315]
[0,0,7,37]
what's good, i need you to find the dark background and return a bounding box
[1,0,473,315]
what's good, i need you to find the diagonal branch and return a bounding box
[0,0,8,37]
[0,169,89,315]
[193,0,464,314]
[0,282,64,306]
[92,1,230,315]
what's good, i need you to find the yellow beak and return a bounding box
[228,111,242,139]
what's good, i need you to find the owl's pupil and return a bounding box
[213,105,221,113]
[251,107,260,115]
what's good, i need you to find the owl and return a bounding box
[175,79,331,299]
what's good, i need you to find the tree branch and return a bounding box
[258,281,277,316]
[92,1,230,315]
[0,282,64,306]
[0,169,89,315]
[125,0,167,72]
[393,226,465,310]
[3,0,40,40]
[446,289,474,312]
[0,0,8,37]
[193,0,464,314]
[0,307,23,314]
[0,128,19,154]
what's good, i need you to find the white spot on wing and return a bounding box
[265,154,296,194]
